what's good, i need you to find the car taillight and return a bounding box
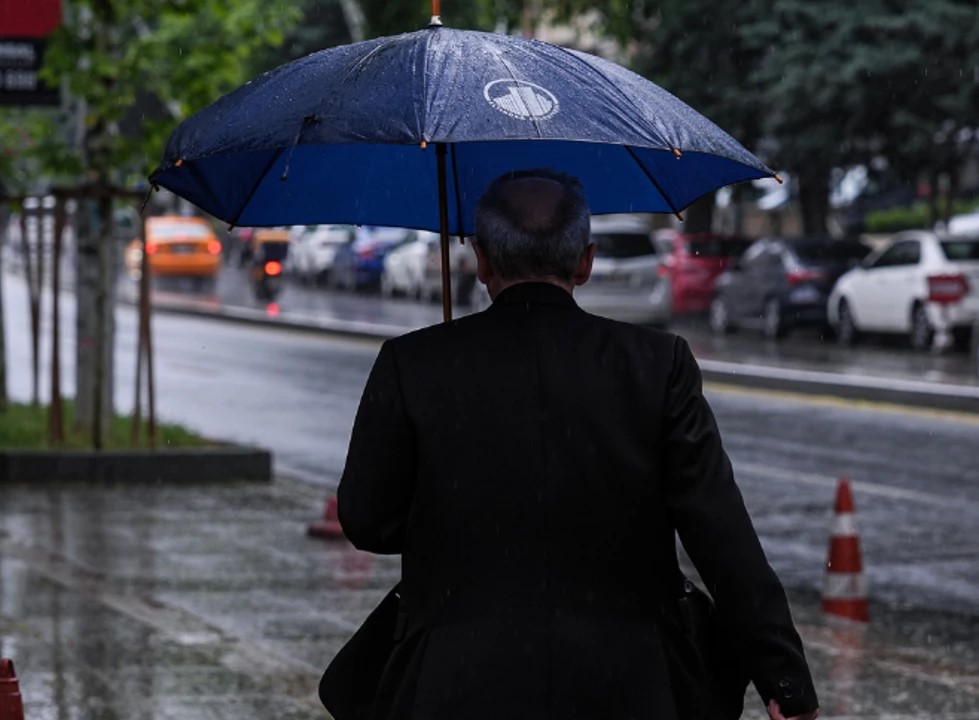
[264,261,283,276]
[787,269,824,286]
[657,263,670,278]
[207,240,222,255]
[927,273,969,305]
[357,247,376,260]
[145,241,158,255]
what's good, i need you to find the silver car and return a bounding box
[575,215,672,327]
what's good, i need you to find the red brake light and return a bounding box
[207,240,222,255]
[145,241,158,255]
[264,261,283,276]
[787,269,824,286]
[927,274,969,305]
[657,263,670,278]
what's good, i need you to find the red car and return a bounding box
[655,230,755,314]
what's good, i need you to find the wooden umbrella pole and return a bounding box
[432,0,441,19]
[436,143,453,322]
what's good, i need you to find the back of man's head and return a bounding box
[474,169,590,283]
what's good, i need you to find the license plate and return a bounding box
[171,244,195,254]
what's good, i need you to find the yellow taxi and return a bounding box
[125,215,222,282]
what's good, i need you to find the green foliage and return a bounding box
[2,0,303,187]
[246,0,353,76]
[863,204,931,233]
[865,198,979,233]
[0,401,215,450]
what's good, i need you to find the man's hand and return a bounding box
[767,699,819,720]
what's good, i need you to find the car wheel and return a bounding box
[708,296,733,334]
[763,297,787,340]
[836,299,859,347]
[951,326,972,352]
[909,303,934,351]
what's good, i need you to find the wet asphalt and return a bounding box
[3,480,979,720]
[2,270,979,718]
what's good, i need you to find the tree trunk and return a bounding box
[683,192,715,234]
[797,169,830,236]
[74,196,117,447]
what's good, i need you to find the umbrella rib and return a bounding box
[625,145,684,221]
[229,148,285,228]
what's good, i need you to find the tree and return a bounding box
[20,0,300,447]
[745,0,979,235]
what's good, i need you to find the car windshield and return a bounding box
[151,223,212,240]
[592,232,654,258]
[685,239,752,258]
[940,239,979,261]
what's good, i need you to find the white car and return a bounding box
[574,215,671,326]
[380,230,441,299]
[382,231,480,305]
[827,230,979,351]
[289,225,354,285]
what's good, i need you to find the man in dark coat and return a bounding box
[335,169,819,720]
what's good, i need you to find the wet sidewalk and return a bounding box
[2,479,978,719]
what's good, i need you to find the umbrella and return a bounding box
[150,11,778,321]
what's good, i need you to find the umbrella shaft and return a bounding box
[436,143,452,323]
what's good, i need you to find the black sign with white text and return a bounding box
[0,37,59,105]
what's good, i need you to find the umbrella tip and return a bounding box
[429,0,442,26]
[671,147,682,159]
[774,174,784,184]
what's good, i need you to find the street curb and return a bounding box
[145,297,979,415]
[142,296,398,341]
[0,446,273,484]
[699,359,979,414]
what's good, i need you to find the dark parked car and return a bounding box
[709,236,871,339]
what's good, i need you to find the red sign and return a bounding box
[0,0,62,37]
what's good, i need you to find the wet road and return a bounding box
[4,481,977,720]
[5,273,979,618]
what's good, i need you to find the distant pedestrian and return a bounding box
[330,168,819,720]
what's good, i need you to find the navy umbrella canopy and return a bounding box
[151,23,776,317]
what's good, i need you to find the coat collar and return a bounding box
[492,281,579,309]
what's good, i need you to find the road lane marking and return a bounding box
[706,381,979,426]
[700,358,979,399]
[735,461,965,509]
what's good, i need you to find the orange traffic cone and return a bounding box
[0,658,24,720]
[822,478,869,622]
[307,495,345,539]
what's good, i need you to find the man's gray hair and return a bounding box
[474,168,591,282]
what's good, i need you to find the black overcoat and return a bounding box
[334,281,817,720]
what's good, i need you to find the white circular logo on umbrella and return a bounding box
[484,79,559,120]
